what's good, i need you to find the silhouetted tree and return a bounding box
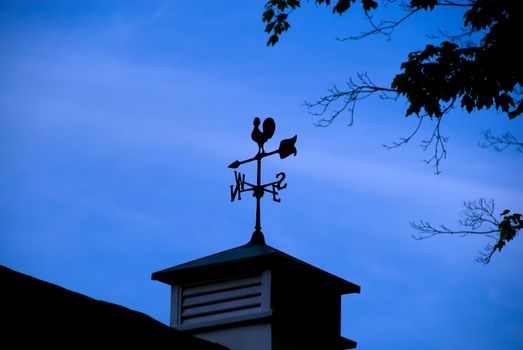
[411,199,522,263]
[261,0,521,262]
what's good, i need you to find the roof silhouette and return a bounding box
[1,265,227,349]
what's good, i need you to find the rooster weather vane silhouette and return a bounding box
[228,117,297,245]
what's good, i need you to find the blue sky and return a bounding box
[1,1,522,349]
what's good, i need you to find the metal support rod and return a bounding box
[255,156,262,233]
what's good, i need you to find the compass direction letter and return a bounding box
[271,172,287,202]
[230,171,245,202]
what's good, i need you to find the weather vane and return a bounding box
[228,117,297,245]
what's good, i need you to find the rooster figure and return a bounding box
[251,117,276,154]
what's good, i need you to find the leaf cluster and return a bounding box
[392,0,522,119]
[495,210,522,253]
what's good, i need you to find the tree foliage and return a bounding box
[262,0,521,262]
[263,0,522,121]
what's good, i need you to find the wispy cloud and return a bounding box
[289,147,522,208]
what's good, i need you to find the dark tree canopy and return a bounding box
[263,0,522,120]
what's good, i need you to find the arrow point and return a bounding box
[228,160,241,169]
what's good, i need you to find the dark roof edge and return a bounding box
[151,242,360,294]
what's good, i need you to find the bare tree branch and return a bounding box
[411,221,498,238]
[336,7,419,41]
[304,72,397,127]
[412,199,498,237]
[307,72,456,174]
[383,100,454,174]
[420,103,454,174]
[411,199,522,264]
[383,115,425,149]
[336,0,473,42]
[427,27,475,42]
[480,129,523,153]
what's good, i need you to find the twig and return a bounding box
[480,130,523,153]
[304,72,397,127]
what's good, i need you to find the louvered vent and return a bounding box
[180,274,263,324]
